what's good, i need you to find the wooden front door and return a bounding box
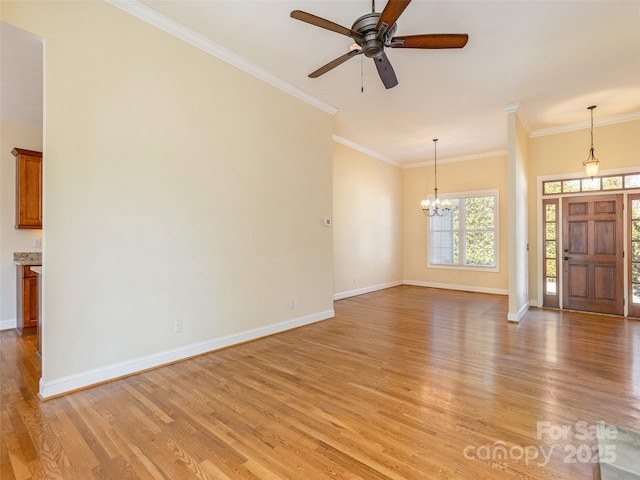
[562,194,624,315]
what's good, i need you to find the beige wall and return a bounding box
[403,154,509,293]
[332,142,402,297]
[0,119,43,327]
[527,119,640,303]
[2,1,334,396]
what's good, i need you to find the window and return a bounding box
[630,194,640,318]
[542,171,640,195]
[429,191,498,269]
[543,199,559,308]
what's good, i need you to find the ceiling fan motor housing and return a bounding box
[351,12,397,59]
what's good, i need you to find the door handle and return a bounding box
[564,256,570,261]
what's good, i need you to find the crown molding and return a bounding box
[403,149,508,169]
[332,135,399,166]
[332,134,508,169]
[105,0,338,116]
[502,102,520,114]
[530,111,640,138]
[503,102,531,135]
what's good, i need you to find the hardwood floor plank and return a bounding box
[2,286,639,478]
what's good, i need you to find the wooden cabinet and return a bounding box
[17,265,39,335]
[12,148,42,229]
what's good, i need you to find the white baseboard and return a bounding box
[403,280,508,296]
[0,318,17,331]
[507,301,530,323]
[333,281,403,301]
[39,309,335,399]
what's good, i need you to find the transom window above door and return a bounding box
[543,173,640,196]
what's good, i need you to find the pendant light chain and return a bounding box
[421,138,451,217]
[590,108,594,151]
[433,138,439,194]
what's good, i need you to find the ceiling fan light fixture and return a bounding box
[583,105,601,178]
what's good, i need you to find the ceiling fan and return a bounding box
[290,0,468,89]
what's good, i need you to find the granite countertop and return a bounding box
[14,252,42,266]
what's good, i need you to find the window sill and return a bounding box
[428,263,499,273]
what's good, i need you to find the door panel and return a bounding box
[594,265,615,300]
[594,220,616,254]
[569,221,587,253]
[562,194,623,315]
[568,264,588,298]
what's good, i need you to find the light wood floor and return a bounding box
[2,286,640,479]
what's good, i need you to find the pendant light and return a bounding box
[421,138,451,217]
[583,105,600,178]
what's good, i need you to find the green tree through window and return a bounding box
[430,191,497,268]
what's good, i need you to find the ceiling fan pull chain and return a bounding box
[361,54,365,93]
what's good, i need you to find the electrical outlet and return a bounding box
[289,297,295,309]
[174,318,183,333]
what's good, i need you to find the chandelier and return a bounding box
[583,105,600,178]
[421,138,451,217]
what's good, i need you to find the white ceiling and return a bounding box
[2,1,639,165]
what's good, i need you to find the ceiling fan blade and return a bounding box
[373,52,398,89]
[391,34,469,49]
[309,49,362,78]
[376,0,412,34]
[291,10,363,40]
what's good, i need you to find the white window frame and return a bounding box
[428,189,499,272]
